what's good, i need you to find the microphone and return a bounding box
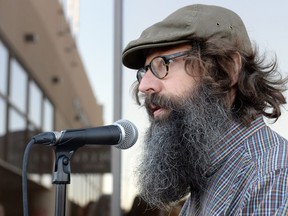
[32,119,138,149]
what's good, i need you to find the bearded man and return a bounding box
[122,4,288,215]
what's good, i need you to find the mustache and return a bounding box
[144,93,182,113]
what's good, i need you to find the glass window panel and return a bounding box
[0,41,8,94]
[0,98,6,158]
[29,81,42,127]
[9,107,26,132]
[43,98,54,131]
[0,98,6,137]
[60,0,69,16]
[10,58,27,113]
[27,123,40,137]
[27,123,53,174]
[7,108,26,167]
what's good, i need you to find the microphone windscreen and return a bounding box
[113,119,138,149]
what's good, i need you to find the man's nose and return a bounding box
[138,69,161,94]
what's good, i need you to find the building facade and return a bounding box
[0,0,105,215]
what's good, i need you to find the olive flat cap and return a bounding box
[122,4,252,69]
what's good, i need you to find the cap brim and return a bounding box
[122,39,191,69]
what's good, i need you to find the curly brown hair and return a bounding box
[132,38,287,125]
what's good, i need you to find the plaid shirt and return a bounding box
[179,116,288,216]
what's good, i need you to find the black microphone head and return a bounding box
[113,119,138,149]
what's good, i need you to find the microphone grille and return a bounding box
[113,119,138,149]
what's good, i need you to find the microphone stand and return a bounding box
[52,144,81,216]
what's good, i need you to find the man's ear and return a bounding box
[230,52,242,86]
[226,52,242,108]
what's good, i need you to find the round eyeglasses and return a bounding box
[136,50,193,83]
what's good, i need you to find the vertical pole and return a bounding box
[111,0,123,216]
[55,185,67,216]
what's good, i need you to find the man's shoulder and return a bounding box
[246,125,288,177]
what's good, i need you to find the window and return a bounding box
[43,98,54,131]
[0,38,55,170]
[0,98,6,137]
[7,107,26,167]
[10,58,28,113]
[8,107,26,133]
[29,81,42,127]
[0,41,8,94]
[0,98,6,158]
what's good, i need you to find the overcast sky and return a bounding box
[77,0,288,210]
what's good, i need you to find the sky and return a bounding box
[77,0,288,210]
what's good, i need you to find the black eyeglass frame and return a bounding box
[136,49,193,83]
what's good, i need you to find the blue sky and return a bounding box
[77,0,288,209]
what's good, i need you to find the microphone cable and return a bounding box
[22,132,56,216]
[22,139,35,216]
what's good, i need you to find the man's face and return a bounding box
[138,44,199,120]
[135,45,232,209]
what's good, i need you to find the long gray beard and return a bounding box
[135,85,232,209]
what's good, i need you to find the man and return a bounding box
[122,4,288,215]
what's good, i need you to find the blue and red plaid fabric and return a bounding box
[180,116,288,215]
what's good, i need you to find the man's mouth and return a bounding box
[144,94,174,119]
[149,104,170,119]
[151,105,162,117]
